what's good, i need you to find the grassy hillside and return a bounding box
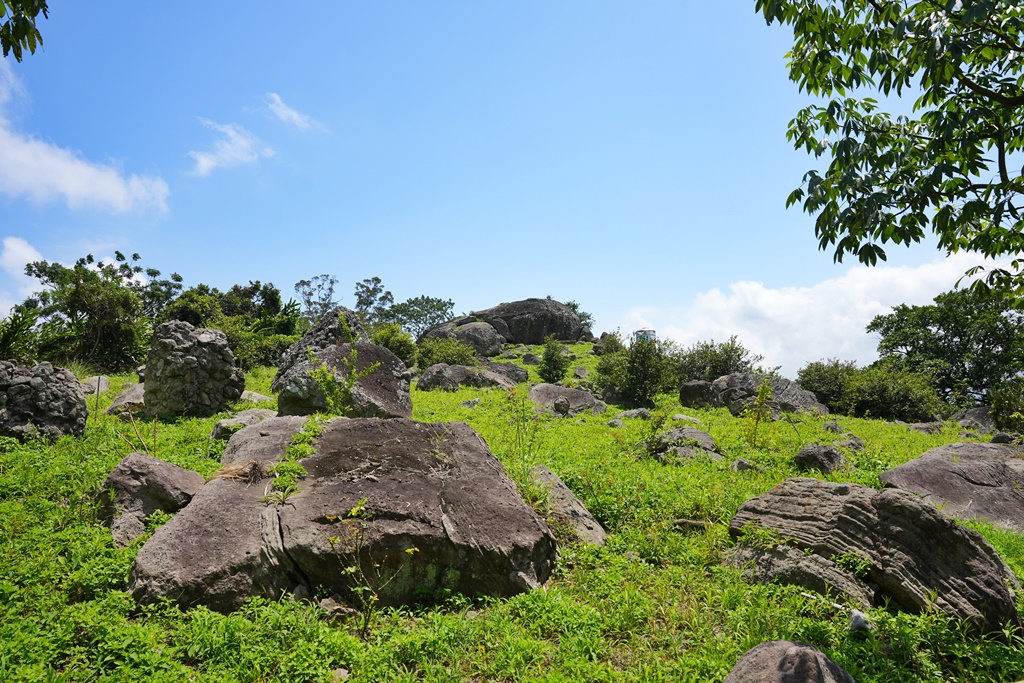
[2,346,1023,682]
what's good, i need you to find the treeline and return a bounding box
[0,253,453,373]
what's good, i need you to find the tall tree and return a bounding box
[294,274,338,326]
[353,277,394,328]
[383,295,454,338]
[867,287,1024,405]
[758,1,1024,295]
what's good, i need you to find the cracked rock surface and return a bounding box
[729,477,1020,634]
[129,417,556,613]
[879,441,1024,532]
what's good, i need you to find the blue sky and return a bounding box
[0,2,991,375]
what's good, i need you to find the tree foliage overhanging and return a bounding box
[757,0,1024,295]
[0,0,47,61]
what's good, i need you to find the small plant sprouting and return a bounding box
[737,521,791,549]
[538,335,571,384]
[832,551,872,578]
[262,417,326,506]
[497,388,549,512]
[742,377,774,449]
[327,498,419,638]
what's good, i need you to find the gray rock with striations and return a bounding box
[272,306,367,392]
[129,418,556,613]
[417,363,516,392]
[954,406,996,434]
[729,477,1021,633]
[726,543,875,609]
[528,383,606,416]
[879,441,1024,532]
[531,465,606,546]
[0,361,87,440]
[276,342,411,418]
[99,452,206,548]
[221,415,308,466]
[723,640,857,683]
[647,426,720,461]
[143,321,245,417]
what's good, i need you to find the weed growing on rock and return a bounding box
[327,498,419,638]
[263,417,326,505]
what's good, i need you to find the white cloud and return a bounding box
[0,61,169,213]
[188,118,274,177]
[265,92,317,131]
[0,236,44,315]
[623,253,1002,378]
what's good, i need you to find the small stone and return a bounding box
[848,609,873,636]
[731,458,763,473]
[461,398,481,408]
[607,419,625,428]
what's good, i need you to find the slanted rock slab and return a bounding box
[273,306,368,389]
[99,453,206,548]
[879,441,1024,532]
[417,364,515,392]
[531,465,606,546]
[211,408,279,441]
[106,383,146,418]
[129,418,556,613]
[528,384,606,416]
[729,477,1021,633]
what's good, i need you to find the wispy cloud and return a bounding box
[623,253,1000,378]
[265,92,319,131]
[0,236,43,297]
[0,61,169,213]
[188,118,274,177]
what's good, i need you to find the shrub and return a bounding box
[842,363,944,422]
[538,335,571,384]
[416,336,477,370]
[990,377,1024,432]
[371,323,417,366]
[668,335,763,384]
[796,358,859,413]
[596,329,625,355]
[621,338,664,408]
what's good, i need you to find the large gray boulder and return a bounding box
[421,320,505,357]
[276,342,412,418]
[723,641,857,683]
[0,361,87,440]
[954,406,996,434]
[795,444,845,474]
[417,364,515,392]
[729,477,1021,633]
[143,321,245,417]
[99,453,206,548]
[272,305,368,391]
[480,359,529,384]
[879,441,1024,532]
[129,418,556,613]
[678,380,716,409]
[528,384,606,416]
[421,298,585,347]
[709,373,827,417]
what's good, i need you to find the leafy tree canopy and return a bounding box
[758,0,1024,295]
[294,274,338,326]
[353,277,394,328]
[867,286,1024,405]
[384,295,455,339]
[1,0,47,61]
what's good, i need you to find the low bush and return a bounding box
[842,363,945,422]
[668,335,763,384]
[371,323,417,366]
[796,358,859,413]
[416,336,477,370]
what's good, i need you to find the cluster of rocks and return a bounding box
[0,361,87,440]
[680,372,826,417]
[420,298,593,355]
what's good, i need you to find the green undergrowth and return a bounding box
[1,353,1023,682]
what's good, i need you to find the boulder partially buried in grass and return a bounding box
[129,417,556,613]
[729,477,1021,634]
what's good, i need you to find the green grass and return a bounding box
[1,347,1023,682]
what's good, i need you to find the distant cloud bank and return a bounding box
[0,62,169,213]
[188,119,275,177]
[624,253,999,378]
